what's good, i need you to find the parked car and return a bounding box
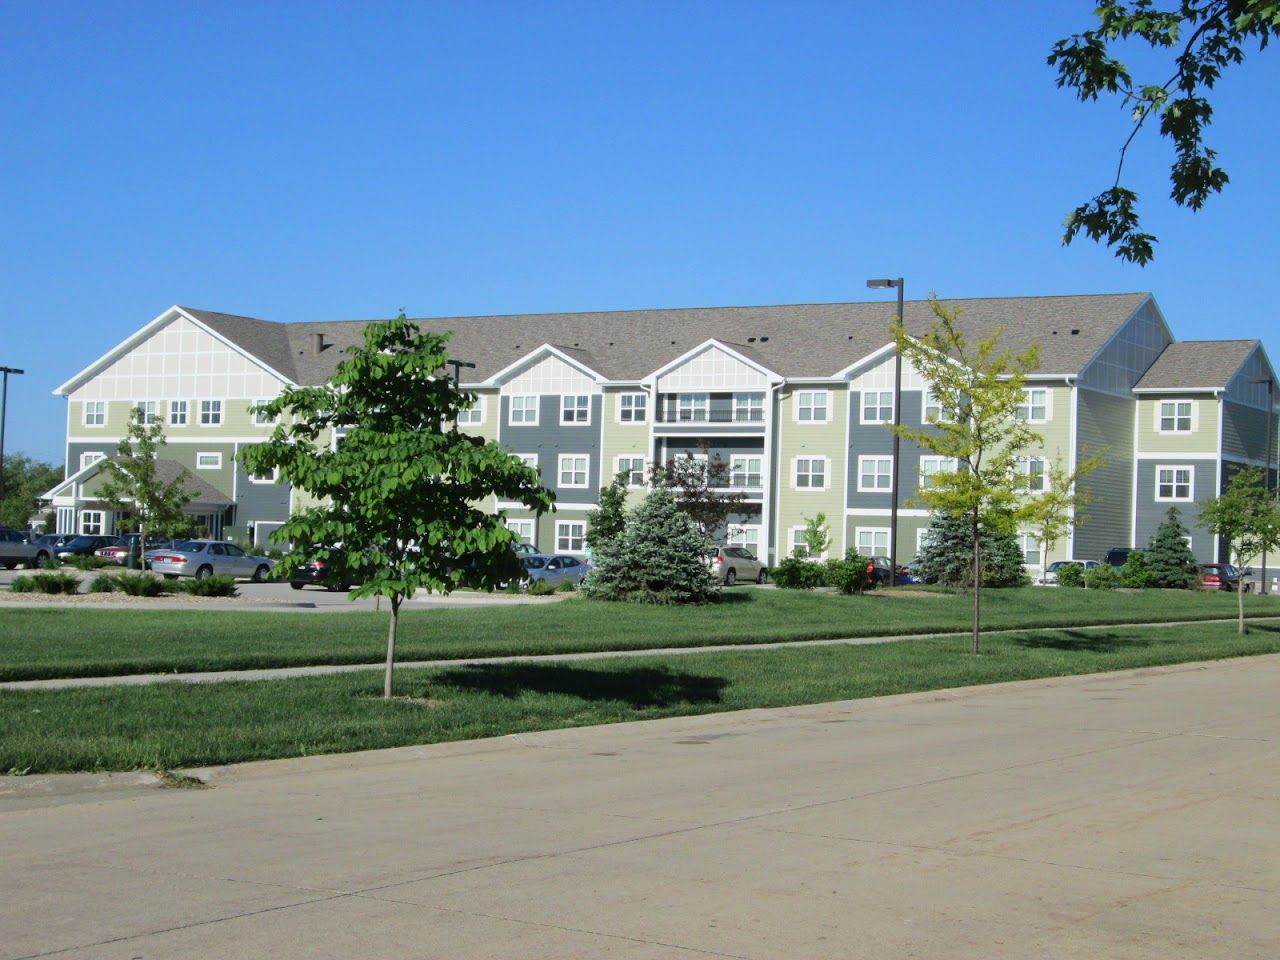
[866,556,913,586]
[511,542,539,558]
[96,534,173,565]
[520,553,590,588]
[55,535,121,559]
[0,527,54,569]
[709,546,767,585]
[1036,559,1101,585]
[1104,547,1133,570]
[1199,563,1252,593]
[145,539,275,581]
[289,548,364,591]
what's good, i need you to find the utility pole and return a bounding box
[0,366,25,518]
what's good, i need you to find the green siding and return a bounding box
[775,385,847,555]
[601,389,650,507]
[1136,397,1220,455]
[1074,388,1135,560]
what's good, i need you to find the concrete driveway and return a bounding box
[3,656,1278,959]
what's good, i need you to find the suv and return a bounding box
[709,546,767,585]
[0,528,53,569]
[1103,548,1133,570]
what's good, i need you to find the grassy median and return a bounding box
[2,587,1279,682]
[4,619,1280,774]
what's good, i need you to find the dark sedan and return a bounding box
[55,535,121,559]
[1199,563,1252,593]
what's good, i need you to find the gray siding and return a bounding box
[1074,388,1134,561]
[1134,461,1216,563]
[1222,400,1271,463]
[1078,299,1171,396]
[66,442,116,477]
[232,444,291,530]
[846,391,932,509]
[498,395,602,506]
[660,438,765,462]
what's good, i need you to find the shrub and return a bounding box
[555,580,577,593]
[823,552,875,594]
[9,572,81,594]
[1118,550,1155,588]
[9,576,37,593]
[914,512,1030,587]
[178,575,239,598]
[1145,507,1199,589]
[112,573,168,597]
[1055,563,1085,589]
[1084,565,1118,590]
[771,556,826,590]
[59,555,110,570]
[527,578,556,596]
[88,573,117,593]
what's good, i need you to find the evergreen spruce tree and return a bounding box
[1145,507,1199,589]
[914,512,1029,588]
[580,487,718,604]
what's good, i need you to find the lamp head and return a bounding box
[865,279,901,290]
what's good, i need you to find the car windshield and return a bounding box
[522,557,547,569]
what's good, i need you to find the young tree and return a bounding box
[96,407,192,564]
[585,473,629,548]
[1024,453,1102,575]
[240,315,553,698]
[1145,507,1199,589]
[893,297,1042,653]
[1200,467,1280,633]
[1049,2,1280,264]
[800,512,831,559]
[651,446,746,537]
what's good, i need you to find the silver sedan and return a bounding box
[145,539,275,581]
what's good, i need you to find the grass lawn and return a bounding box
[2,587,1278,682]
[4,619,1280,774]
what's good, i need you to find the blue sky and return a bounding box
[2,1,1277,464]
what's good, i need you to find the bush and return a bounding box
[1055,563,1085,589]
[178,575,239,597]
[112,573,169,597]
[88,573,116,593]
[771,556,826,590]
[9,572,81,594]
[1118,550,1155,588]
[58,555,110,570]
[1084,565,1118,590]
[914,512,1030,587]
[823,552,875,594]
[527,578,556,596]
[555,580,577,593]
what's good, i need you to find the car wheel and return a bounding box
[2,560,16,570]
[195,565,213,580]
[724,569,736,586]
[290,581,305,591]
[756,569,767,584]
[252,564,270,583]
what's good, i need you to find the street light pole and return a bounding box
[0,366,25,519]
[867,278,905,587]
[1249,375,1275,594]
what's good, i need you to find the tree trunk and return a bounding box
[384,596,400,699]
[971,512,982,655]
[1238,576,1246,636]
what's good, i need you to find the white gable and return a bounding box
[847,353,931,392]
[71,314,288,402]
[656,344,770,392]
[502,354,600,395]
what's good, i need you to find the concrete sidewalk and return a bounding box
[3,655,1278,959]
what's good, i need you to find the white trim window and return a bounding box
[515,453,539,472]
[861,390,893,424]
[79,451,106,470]
[134,401,159,424]
[733,393,764,422]
[1157,399,1194,433]
[857,455,893,492]
[730,455,763,488]
[506,519,535,546]
[558,454,589,489]
[1016,457,1046,493]
[509,395,538,425]
[556,520,586,553]
[795,390,828,423]
[1016,532,1041,566]
[923,391,951,423]
[83,401,106,427]
[789,526,814,559]
[169,400,188,426]
[615,456,646,487]
[918,456,956,490]
[1156,464,1193,501]
[618,393,647,423]
[199,399,223,426]
[248,466,279,485]
[1015,388,1049,423]
[195,452,223,470]
[253,400,278,426]
[80,510,105,535]
[561,394,590,425]
[677,393,709,422]
[793,456,828,490]
[456,395,484,426]
[727,525,761,553]
[855,527,890,559]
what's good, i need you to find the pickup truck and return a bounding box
[0,527,53,569]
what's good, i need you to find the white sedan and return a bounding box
[145,539,275,581]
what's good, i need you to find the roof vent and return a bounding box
[1070,328,1080,335]
[312,333,330,354]
[760,336,769,342]
[1051,330,1058,336]
[746,336,757,343]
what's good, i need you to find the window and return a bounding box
[79,451,106,470]
[509,395,538,425]
[195,452,223,470]
[80,510,104,535]
[134,401,159,424]
[457,395,484,426]
[1017,532,1041,566]
[506,519,535,546]
[1156,465,1193,501]
[1016,457,1046,492]
[789,527,812,559]
[794,456,827,490]
[923,391,946,423]
[1158,400,1193,433]
[561,394,590,424]
[253,400,278,426]
[515,453,539,472]
[861,390,893,423]
[728,526,760,552]
[858,456,893,492]
[199,400,223,426]
[556,520,586,552]
[618,393,647,423]
[677,393,709,422]
[169,400,188,426]
[248,466,278,484]
[730,455,763,488]
[919,456,956,489]
[856,528,890,558]
[84,401,106,426]
[733,393,764,422]
[615,456,646,487]
[796,390,828,423]
[558,454,589,488]
[1015,388,1048,423]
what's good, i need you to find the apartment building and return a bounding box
[46,294,1278,568]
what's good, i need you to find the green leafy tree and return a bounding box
[1118,549,1157,588]
[0,454,62,529]
[893,297,1042,653]
[1049,1,1280,264]
[1200,466,1280,633]
[799,512,831,559]
[1056,562,1086,588]
[585,473,629,548]
[580,487,718,604]
[96,407,193,563]
[651,446,747,537]
[240,315,553,698]
[914,512,1031,588]
[1145,507,1200,588]
[1024,453,1103,573]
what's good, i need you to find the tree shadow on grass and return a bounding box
[432,663,728,708]
[1009,630,1157,653]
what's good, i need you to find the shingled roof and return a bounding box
[1134,340,1259,391]
[184,293,1153,385]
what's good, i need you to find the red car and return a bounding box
[1199,563,1252,593]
